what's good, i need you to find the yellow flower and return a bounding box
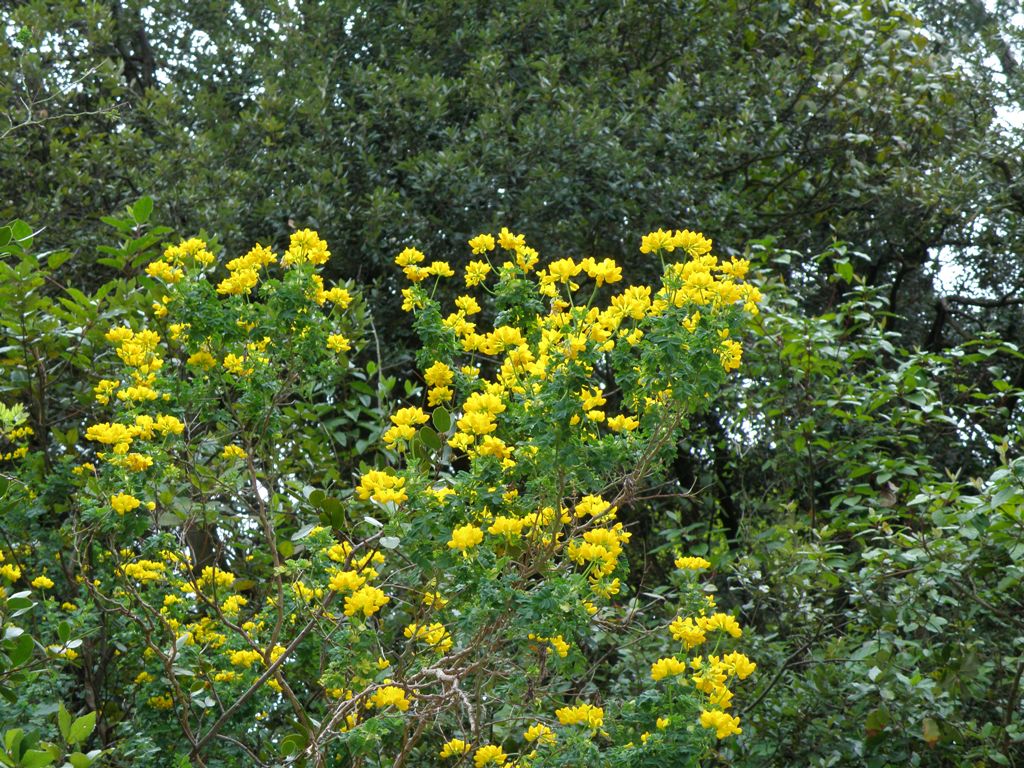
[357,470,408,505]
[468,234,495,254]
[223,353,254,376]
[455,295,482,315]
[283,229,330,266]
[447,524,484,554]
[640,228,674,254]
[580,257,622,286]
[699,709,742,739]
[145,260,184,283]
[122,453,154,472]
[327,334,352,353]
[85,422,133,452]
[328,570,367,593]
[31,575,54,589]
[225,243,276,272]
[671,229,713,257]
[221,595,248,615]
[424,361,453,388]
[465,260,491,286]
[111,493,142,515]
[395,247,426,267]
[423,590,448,608]
[515,245,539,272]
[719,339,743,371]
[440,739,471,759]
[344,585,389,617]
[722,651,757,679]
[187,350,218,370]
[473,744,507,767]
[606,414,639,432]
[147,694,174,710]
[94,379,119,404]
[547,258,582,284]
[674,556,711,570]
[669,616,707,649]
[196,566,236,590]
[216,268,259,296]
[427,261,455,277]
[555,703,603,728]
[323,286,352,307]
[221,445,247,460]
[229,649,263,667]
[0,564,22,582]
[403,621,453,652]
[523,723,556,745]
[701,612,743,638]
[497,227,524,251]
[369,685,409,711]
[650,656,687,681]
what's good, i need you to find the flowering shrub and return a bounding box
[4,217,760,766]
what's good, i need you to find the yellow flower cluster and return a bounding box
[650,656,688,681]
[282,229,331,267]
[403,622,453,653]
[528,633,570,658]
[195,566,235,591]
[110,492,141,515]
[675,556,711,570]
[344,585,389,618]
[555,703,604,729]
[368,685,410,711]
[221,444,247,460]
[162,237,215,268]
[326,333,351,353]
[447,524,484,554]
[523,723,557,745]
[118,559,166,582]
[357,470,408,505]
[439,739,471,759]
[654,598,755,740]
[383,406,429,448]
[0,420,33,461]
[473,745,507,767]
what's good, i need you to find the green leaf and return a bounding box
[4,729,24,755]
[132,196,154,224]
[432,406,451,433]
[0,227,11,247]
[418,426,441,451]
[67,712,96,745]
[9,220,32,246]
[57,704,71,742]
[836,260,854,283]
[67,752,93,768]
[9,634,33,666]
[46,251,71,270]
[100,216,133,233]
[20,749,55,768]
[865,707,889,734]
